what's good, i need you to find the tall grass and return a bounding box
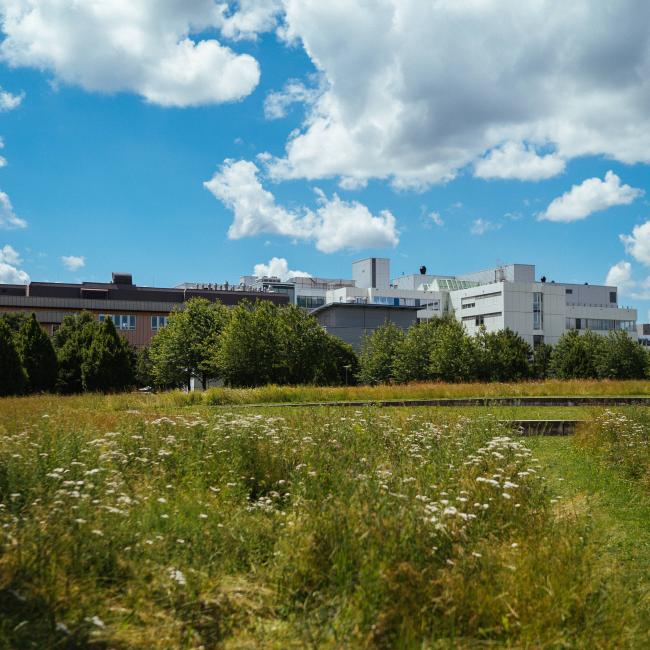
[0,398,644,647]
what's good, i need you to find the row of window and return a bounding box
[98,314,168,331]
[566,318,635,332]
[296,295,325,309]
[373,296,438,307]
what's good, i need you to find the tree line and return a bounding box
[358,317,649,384]
[1,302,648,396]
[0,312,134,396]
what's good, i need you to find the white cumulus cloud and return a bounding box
[474,142,565,181]
[61,255,85,271]
[0,191,27,229]
[0,0,260,107]
[267,1,650,188]
[605,260,650,300]
[264,78,320,120]
[0,243,29,283]
[540,171,642,222]
[253,257,310,281]
[217,0,283,41]
[0,85,23,111]
[204,159,399,253]
[621,221,650,266]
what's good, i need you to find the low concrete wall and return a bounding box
[500,420,584,436]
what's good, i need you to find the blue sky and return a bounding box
[1,1,650,318]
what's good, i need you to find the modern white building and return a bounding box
[245,258,638,348]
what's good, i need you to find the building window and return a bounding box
[462,302,475,309]
[296,295,325,309]
[533,334,544,347]
[475,315,485,326]
[99,314,136,330]
[609,291,617,304]
[151,315,168,331]
[565,288,573,294]
[533,292,543,330]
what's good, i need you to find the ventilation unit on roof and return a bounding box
[112,273,133,285]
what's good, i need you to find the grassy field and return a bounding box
[1,395,650,647]
[190,379,650,406]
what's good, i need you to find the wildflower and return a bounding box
[168,568,187,586]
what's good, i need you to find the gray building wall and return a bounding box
[313,304,418,349]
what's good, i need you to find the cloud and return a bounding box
[0,243,29,283]
[621,221,650,266]
[0,86,23,111]
[61,255,85,271]
[253,257,310,281]
[474,141,565,181]
[264,78,320,120]
[605,260,650,299]
[0,191,27,229]
[267,1,650,188]
[470,218,501,236]
[217,0,283,41]
[0,0,260,107]
[204,159,399,253]
[540,171,642,222]
[422,211,444,228]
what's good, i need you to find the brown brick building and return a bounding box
[0,273,289,347]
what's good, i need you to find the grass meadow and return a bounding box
[1,393,650,647]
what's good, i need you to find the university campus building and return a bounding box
[0,272,289,347]
[0,258,638,351]
[249,258,637,350]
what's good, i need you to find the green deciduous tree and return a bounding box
[0,319,26,396]
[217,300,284,387]
[550,330,605,379]
[428,319,479,383]
[475,328,532,382]
[357,321,405,385]
[313,333,359,386]
[532,342,553,380]
[81,317,135,392]
[16,313,58,392]
[596,330,647,379]
[149,298,230,390]
[392,318,452,383]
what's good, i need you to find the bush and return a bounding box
[428,319,479,382]
[475,328,532,382]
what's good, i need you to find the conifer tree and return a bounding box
[81,317,134,392]
[53,312,97,393]
[0,319,26,396]
[16,313,58,392]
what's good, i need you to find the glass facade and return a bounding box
[296,295,325,309]
[565,318,635,332]
[533,292,543,330]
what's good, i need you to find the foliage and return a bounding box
[0,319,26,396]
[597,330,648,380]
[81,317,135,392]
[217,300,284,387]
[149,298,229,390]
[392,318,451,383]
[15,313,58,392]
[53,312,98,394]
[357,321,405,384]
[428,318,479,382]
[532,341,554,379]
[312,333,359,386]
[135,345,154,387]
[475,327,533,382]
[0,311,29,333]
